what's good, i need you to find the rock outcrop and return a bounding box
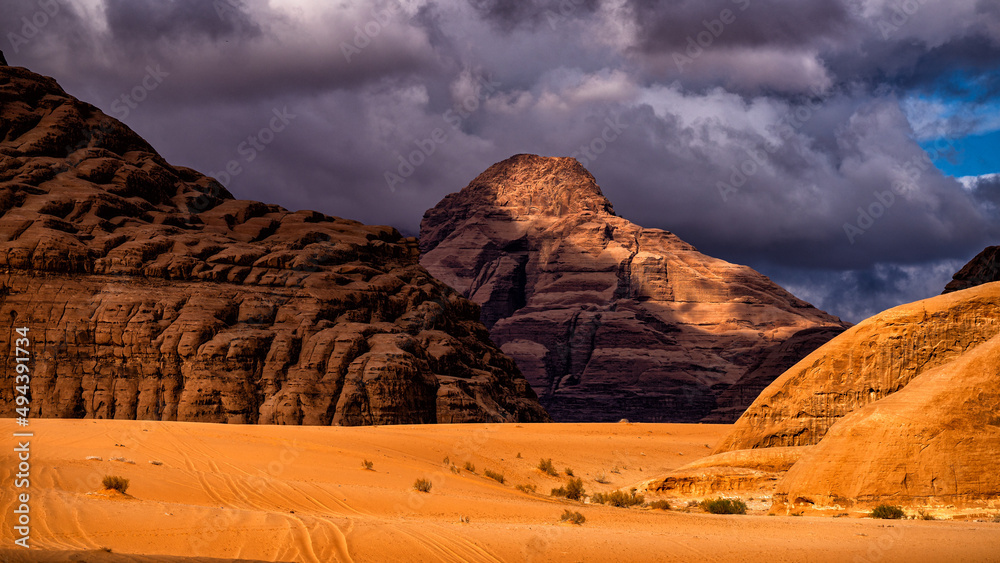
[648,282,1000,513]
[420,154,846,422]
[944,245,1000,293]
[716,284,1000,452]
[775,328,1000,510]
[0,65,549,425]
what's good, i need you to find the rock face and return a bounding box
[649,282,1000,512]
[0,65,549,425]
[944,245,1000,293]
[775,327,1000,510]
[716,284,1000,452]
[420,154,846,422]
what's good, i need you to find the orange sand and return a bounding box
[2,420,998,562]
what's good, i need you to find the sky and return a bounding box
[3,0,999,323]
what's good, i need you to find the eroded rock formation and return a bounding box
[420,154,846,422]
[647,282,1000,513]
[716,284,1000,452]
[0,65,549,425]
[944,245,1000,293]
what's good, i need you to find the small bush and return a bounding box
[516,483,537,494]
[148,460,163,466]
[538,458,558,476]
[414,478,433,493]
[516,452,522,458]
[918,510,935,521]
[443,456,450,465]
[595,472,609,484]
[700,498,747,515]
[464,462,476,473]
[450,465,460,474]
[102,475,129,494]
[648,500,670,510]
[560,509,586,525]
[870,504,905,519]
[551,478,585,501]
[591,488,644,508]
[565,468,574,477]
[362,459,374,471]
[484,469,505,484]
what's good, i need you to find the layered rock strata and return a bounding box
[0,65,549,425]
[648,282,1000,512]
[420,154,846,422]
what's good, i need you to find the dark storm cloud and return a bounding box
[466,0,602,31]
[102,0,262,44]
[629,0,852,51]
[3,0,999,323]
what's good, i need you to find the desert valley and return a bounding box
[2,9,1000,561]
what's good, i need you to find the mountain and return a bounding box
[0,64,549,425]
[419,154,847,422]
[944,245,1000,293]
[648,281,1000,513]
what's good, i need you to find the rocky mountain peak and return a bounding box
[420,155,847,422]
[421,154,614,255]
[472,153,614,215]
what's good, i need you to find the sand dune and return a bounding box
[2,420,998,562]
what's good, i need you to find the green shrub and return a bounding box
[591,488,644,507]
[538,458,558,476]
[484,469,505,484]
[551,477,585,500]
[449,465,460,474]
[870,504,905,519]
[648,500,670,510]
[595,472,609,484]
[464,462,476,473]
[516,483,537,494]
[414,478,432,493]
[700,498,747,515]
[362,459,374,471]
[560,509,586,525]
[102,475,129,494]
[918,510,935,521]
[565,468,574,477]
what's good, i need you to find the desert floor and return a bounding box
[2,419,999,562]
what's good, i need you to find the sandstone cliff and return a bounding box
[0,65,549,425]
[775,327,1000,510]
[647,282,1000,513]
[420,154,846,422]
[716,284,1000,452]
